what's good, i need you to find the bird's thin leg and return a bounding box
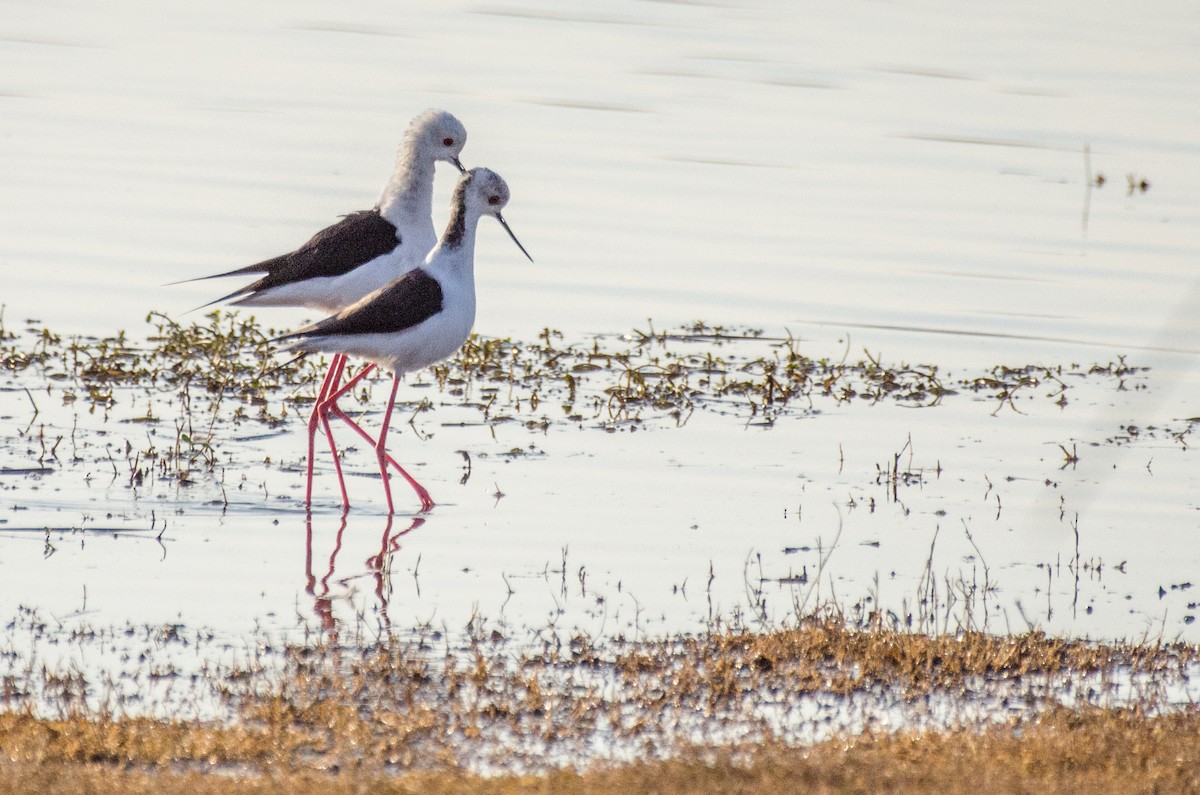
[320,394,352,509]
[306,354,344,506]
[318,357,371,424]
[328,405,401,470]
[319,363,434,511]
[319,360,379,453]
[316,353,348,418]
[323,362,378,408]
[329,402,434,511]
[375,377,403,514]
[321,355,353,508]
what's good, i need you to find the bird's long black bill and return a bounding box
[496,213,533,262]
[451,156,466,173]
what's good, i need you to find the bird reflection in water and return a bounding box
[304,512,424,639]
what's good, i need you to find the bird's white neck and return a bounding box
[375,143,438,232]
[426,203,481,277]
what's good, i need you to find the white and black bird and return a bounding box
[277,167,532,513]
[190,108,468,311]
[176,109,469,501]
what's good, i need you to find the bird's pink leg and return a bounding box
[321,363,376,458]
[328,401,434,511]
[375,377,403,514]
[306,354,344,506]
[317,363,435,512]
[315,353,348,421]
[323,362,378,407]
[322,355,353,508]
[319,395,351,509]
[307,360,376,508]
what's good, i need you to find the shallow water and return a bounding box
[2,0,1200,702]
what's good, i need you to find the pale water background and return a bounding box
[2,0,1200,694]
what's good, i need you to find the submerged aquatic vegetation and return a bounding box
[0,311,1148,493]
[435,319,1140,428]
[0,311,1144,423]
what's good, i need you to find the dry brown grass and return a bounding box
[1,708,1198,793]
[1,618,1198,791]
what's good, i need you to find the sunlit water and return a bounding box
[2,0,1200,716]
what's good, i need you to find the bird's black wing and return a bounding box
[280,268,444,340]
[177,210,402,304]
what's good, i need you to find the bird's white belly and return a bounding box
[298,297,476,375]
[237,254,424,314]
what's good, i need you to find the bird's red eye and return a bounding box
[487,196,501,205]
[443,138,454,146]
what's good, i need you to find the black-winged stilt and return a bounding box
[276,167,531,513]
[177,109,469,500]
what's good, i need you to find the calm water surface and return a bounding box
[2,0,1200,687]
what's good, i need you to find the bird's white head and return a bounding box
[408,109,468,172]
[459,168,532,262]
[464,168,510,213]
